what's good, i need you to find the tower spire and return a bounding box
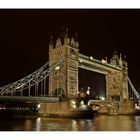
[60,26,69,45]
[119,53,123,68]
[75,32,78,42]
[49,35,54,50]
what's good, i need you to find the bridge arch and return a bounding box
[53,88,65,97]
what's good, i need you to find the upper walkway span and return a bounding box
[79,54,122,74]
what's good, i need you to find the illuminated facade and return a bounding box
[49,29,129,102]
[49,29,79,98]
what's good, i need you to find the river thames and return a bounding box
[0,115,140,131]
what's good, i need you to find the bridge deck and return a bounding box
[0,96,60,103]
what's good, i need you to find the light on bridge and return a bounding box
[80,100,84,105]
[100,97,105,101]
[101,59,107,64]
[55,66,60,70]
[90,56,93,60]
[71,100,76,109]
[37,104,41,109]
[71,100,76,105]
[79,59,83,63]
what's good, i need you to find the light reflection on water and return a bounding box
[0,115,140,131]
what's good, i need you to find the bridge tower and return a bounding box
[48,29,79,98]
[106,51,129,102]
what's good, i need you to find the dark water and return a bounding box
[0,115,140,131]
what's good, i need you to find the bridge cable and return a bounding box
[128,77,140,100]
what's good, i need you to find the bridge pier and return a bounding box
[119,100,135,115]
[38,99,93,118]
[93,99,135,115]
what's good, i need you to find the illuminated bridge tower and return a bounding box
[49,29,79,98]
[107,51,129,102]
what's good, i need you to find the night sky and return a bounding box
[0,9,140,96]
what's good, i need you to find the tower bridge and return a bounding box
[0,29,139,116]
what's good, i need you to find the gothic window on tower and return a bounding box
[69,48,75,55]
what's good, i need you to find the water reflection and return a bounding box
[134,116,140,130]
[0,115,140,131]
[36,117,41,131]
[71,119,95,131]
[93,115,135,131]
[71,120,78,131]
[24,119,32,131]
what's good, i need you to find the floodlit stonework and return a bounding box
[0,28,132,117]
[49,29,79,98]
[48,29,129,105]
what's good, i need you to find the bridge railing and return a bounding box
[0,96,60,103]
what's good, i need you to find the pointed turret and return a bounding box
[70,37,75,46]
[110,51,119,66]
[49,35,54,50]
[60,27,69,45]
[55,38,62,48]
[74,32,79,48]
[119,53,123,68]
[75,32,78,42]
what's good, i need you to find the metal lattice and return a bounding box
[0,59,64,96]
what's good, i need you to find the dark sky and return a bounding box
[0,9,140,95]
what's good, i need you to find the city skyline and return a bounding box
[0,9,140,94]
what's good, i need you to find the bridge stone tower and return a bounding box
[106,51,129,102]
[49,29,79,98]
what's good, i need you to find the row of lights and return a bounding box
[79,56,107,64]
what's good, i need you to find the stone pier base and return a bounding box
[38,99,93,118]
[98,105,109,114]
[97,100,135,115]
[119,100,135,115]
